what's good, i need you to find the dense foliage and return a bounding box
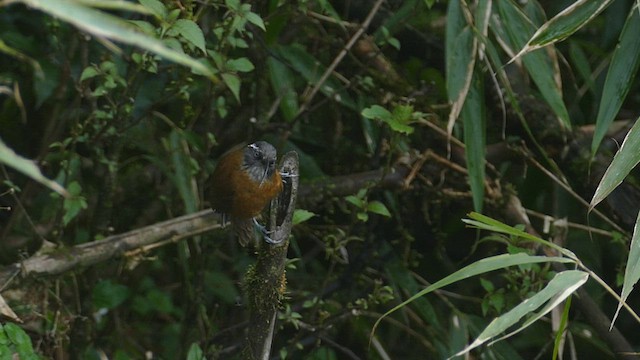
[1,0,640,359]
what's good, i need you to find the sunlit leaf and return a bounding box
[372,253,576,339]
[0,137,67,196]
[453,270,587,358]
[591,116,640,208]
[514,0,612,55]
[18,0,216,80]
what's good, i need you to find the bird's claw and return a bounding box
[253,218,282,244]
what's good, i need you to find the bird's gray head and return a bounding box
[242,141,278,185]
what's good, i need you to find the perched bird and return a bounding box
[209,141,283,246]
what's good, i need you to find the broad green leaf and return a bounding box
[445,0,476,135]
[591,6,640,156]
[221,73,241,102]
[170,19,206,54]
[19,0,216,80]
[267,57,299,121]
[226,57,254,72]
[515,0,612,55]
[63,181,88,225]
[591,116,640,208]
[246,12,265,31]
[79,66,99,81]
[611,209,640,327]
[293,209,316,225]
[138,0,166,19]
[361,105,392,120]
[462,74,486,212]
[0,138,67,196]
[498,0,571,129]
[372,253,576,337]
[367,201,391,217]
[453,270,587,358]
[186,343,205,360]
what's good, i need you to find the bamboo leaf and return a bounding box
[372,253,576,339]
[0,138,68,196]
[514,0,612,56]
[452,271,587,358]
[591,116,640,208]
[498,0,571,129]
[611,210,640,328]
[591,6,640,156]
[18,0,216,80]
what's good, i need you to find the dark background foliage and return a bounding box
[1,0,640,359]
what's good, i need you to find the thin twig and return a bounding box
[295,0,385,117]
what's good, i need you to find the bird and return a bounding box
[209,141,283,246]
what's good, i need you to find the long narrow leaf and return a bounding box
[515,0,612,55]
[497,0,571,129]
[452,270,588,358]
[591,5,640,156]
[371,253,575,338]
[591,116,640,208]
[462,75,486,212]
[611,210,640,327]
[0,138,68,196]
[18,0,216,80]
[445,0,476,136]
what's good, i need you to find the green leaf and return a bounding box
[186,343,205,360]
[226,57,254,72]
[20,0,216,80]
[591,6,640,156]
[372,253,576,339]
[0,137,67,196]
[591,116,640,208]
[138,0,166,19]
[361,105,392,121]
[516,0,612,54]
[170,19,206,54]
[453,270,587,357]
[92,280,131,309]
[445,0,477,135]
[79,66,99,81]
[4,323,36,358]
[498,0,571,129]
[611,209,640,327]
[246,12,266,31]
[367,201,391,217]
[293,209,316,225]
[63,181,88,225]
[462,73,486,212]
[221,73,241,102]
[345,195,364,208]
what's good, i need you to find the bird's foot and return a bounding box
[253,218,282,244]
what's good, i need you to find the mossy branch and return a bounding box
[243,151,299,360]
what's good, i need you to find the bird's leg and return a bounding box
[252,217,282,244]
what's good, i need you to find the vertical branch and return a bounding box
[243,151,299,359]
